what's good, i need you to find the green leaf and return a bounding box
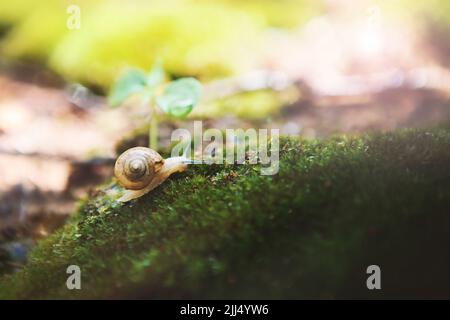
[147,61,165,88]
[109,69,148,107]
[156,78,202,117]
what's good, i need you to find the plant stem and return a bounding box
[149,110,158,150]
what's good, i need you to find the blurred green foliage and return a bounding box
[0,0,321,89]
[193,87,299,120]
[373,0,450,26]
[2,0,450,92]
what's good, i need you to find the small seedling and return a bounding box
[109,62,202,150]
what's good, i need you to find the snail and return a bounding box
[114,147,198,202]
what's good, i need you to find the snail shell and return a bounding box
[114,147,163,190]
[114,147,188,202]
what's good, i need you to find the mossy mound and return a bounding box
[1,129,450,299]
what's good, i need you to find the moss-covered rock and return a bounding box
[1,129,450,299]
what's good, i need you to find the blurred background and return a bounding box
[1,0,450,274]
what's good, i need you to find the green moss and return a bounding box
[1,129,450,299]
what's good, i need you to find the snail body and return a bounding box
[114,147,188,202]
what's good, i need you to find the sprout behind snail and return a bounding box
[114,147,189,202]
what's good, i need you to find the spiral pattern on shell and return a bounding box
[114,147,164,190]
